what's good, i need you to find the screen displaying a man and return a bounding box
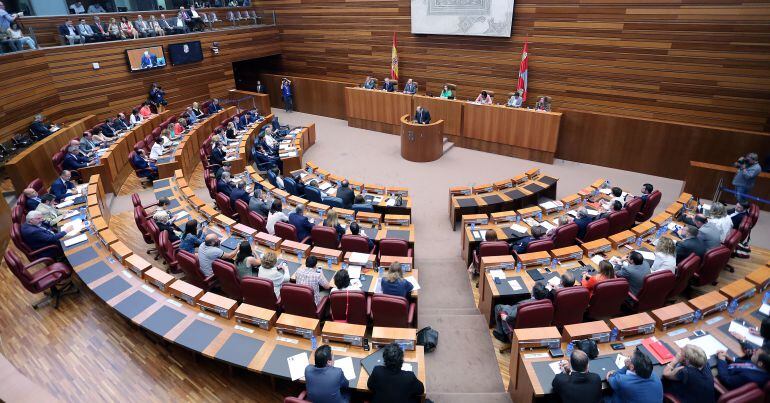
[140,50,156,69]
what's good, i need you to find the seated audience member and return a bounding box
[139,102,153,117]
[197,233,237,277]
[107,17,121,39]
[248,189,270,217]
[601,186,625,209]
[511,225,547,254]
[573,208,593,239]
[114,112,130,130]
[716,347,770,390]
[380,262,413,299]
[675,225,706,264]
[216,171,235,196]
[507,92,523,108]
[29,114,53,138]
[134,15,154,37]
[215,161,231,181]
[21,211,72,259]
[209,141,226,167]
[288,205,314,242]
[119,16,139,39]
[692,214,721,251]
[597,200,623,220]
[63,145,90,171]
[185,107,198,124]
[77,18,97,42]
[351,194,374,213]
[439,85,454,99]
[731,317,770,357]
[475,90,493,104]
[637,183,654,209]
[708,203,732,242]
[606,349,662,403]
[367,343,425,403]
[581,260,616,297]
[50,170,77,202]
[209,98,223,113]
[148,15,165,36]
[59,20,85,45]
[403,78,417,94]
[149,137,165,161]
[229,182,250,210]
[100,118,117,137]
[551,349,602,403]
[613,251,650,297]
[79,131,99,153]
[382,77,395,92]
[349,221,374,251]
[89,127,110,144]
[23,188,42,211]
[35,194,65,228]
[88,2,106,12]
[305,345,350,403]
[179,219,205,253]
[493,281,548,342]
[535,96,551,111]
[332,269,353,293]
[234,241,260,279]
[91,16,108,40]
[8,22,36,49]
[129,108,143,125]
[650,237,676,274]
[363,76,376,89]
[225,121,238,140]
[187,5,205,31]
[336,180,355,208]
[131,149,158,179]
[266,199,288,235]
[153,197,171,216]
[157,14,175,34]
[547,272,575,301]
[546,215,572,238]
[663,344,715,403]
[257,251,289,296]
[295,256,331,305]
[323,210,345,242]
[153,210,181,243]
[191,102,205,118]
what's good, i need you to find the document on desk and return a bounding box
[349,252,369,265]
[760,303,770,316]
[547,276,561,289]
[385,198,396,207]
[401,363,414,373]
[63,233,88,247]
[56,200,75,209]
[675,334,727,358]
[334,356,357,380]
[62,210,80,220]
[586,208,600,217]
[729,321,764,346]
[590,255,605,265]
[404,276,421,291]
[172,210,189,222]
[509,224,529,234]
[615,354,629,369]
[599,189,612,195]
[539,221,555,232]
[539,201,558,210]
[638,251,656,261]
[319,182,332,191]
[347,265,362,280]
[508,279,522,291]
[347,279,362,291]
[287,352,309,381]
[473,230,487,240]
[489,269,506,280]
[548,361,562,374]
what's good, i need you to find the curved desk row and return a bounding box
[235,118,315,176]
[60,173,425,394]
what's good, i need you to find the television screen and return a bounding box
[125,46,167,72]
[168,41,204,66]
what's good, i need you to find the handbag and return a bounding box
[417,326,438,353]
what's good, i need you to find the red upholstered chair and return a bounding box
[11,222,62,261]
[133,140,146,153]
[5,249,75,309]
[607,210,630,235]
[151,126,161,138]
[716,383,763,403]
[341,235,373,254]
[143,134,154,147]
[158,231,179,272]
[281,283,328,319]
[513,299,554,328]
[215,192,238,220]
[525,239,554,253]
[311,226,340,249]
[51,151,65,174]
[666,254,700,301]
[623,198,643,225]
[370,294,416,328]
[145,219,162,259]
[377,239,412,260]
[241,276,280,310]
[579,218,609,243]
[176,250,217,291]
[722,229,743,273]
[248,211,267,233]
[552,287,590,327]
[692,245,731,287]
[329,290,369,325]
[551,223,579,248]
[206,177,217,200]
[587,278,629,319]
[131,193,158,213]
[275,222,310,244]
[235,199,250,226]
[284,391,311,403]
[12,204,24,223]
[133,206,157,255]
[636,191,661,222]
[29,178,43,192]
[212,260,242,301]
[626,270,676,313]
[128,151,156,184]
[473,241,511,269]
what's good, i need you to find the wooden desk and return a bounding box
[345,87,413,134]
[400,114,444,162]
[6,115,96,194]
[227,89,271,117]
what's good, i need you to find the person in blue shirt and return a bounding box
[229,181,250,210]
[280,78,293,112]
[380,262,413,299]
[304,344,349,403]
[288,205,314,242]
[606,348,663,403]
[573,208,594,240]
[50,170,76,202]
[179,219,205,253]
[716,346,770,390]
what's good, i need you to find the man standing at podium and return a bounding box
[414,106,431,124]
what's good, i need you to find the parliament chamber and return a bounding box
[0,1,769,403]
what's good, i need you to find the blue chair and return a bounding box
[322,196,344,208]
[304,187,323,203]
[284,177,299,196]
[352,203,375,213]
[266,170,278,187]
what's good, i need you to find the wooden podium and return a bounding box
[400,114,444,162]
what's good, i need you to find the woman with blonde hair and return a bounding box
[107,18,122,39]
[651,237,677,274]
[663,344,715,403]
[257,251,289,296]
[153,210,181,242]
[323,209,345,241]
[709,202,733,242]
[380,262,413,298]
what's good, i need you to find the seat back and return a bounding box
[274,222,299,242]
[717,382,763,403]
[379,239,409,257]
[526,239,554,253]
[158,230,178,269]
[636,191,661,221]
[587,278,629,319]
[146,219,161,249]
[370,294,410,328]
[634,270,676,312]
[722,229,741,253]
[280,283,320,318]
[340,235,371,253]
[212,260,242,300]
[51,151,65,174]
[623,198,643,223]
[215,192,236,219]
[581,218,609,242]
[133,206,153,244]
[4,249,41,293]
[738,217,752,244]
[329,290,368,325]
[12,205,24,223]
[242,276,280,310]
[322,196,344,208]
[552,223,579,248]
[131,193,143,209]
[266,170,278,186]
[694,245,731,286]
[176,250,210,290]
[283,177,298,195]
[10,223,32,258]
[235,199,250,225]
[311,226,339,249]
[607,210,630,235]
[667,253,700,301]
[29,178,43,192]
[304,187,323,203]
[478,241,511,258]
[552,287,590,327]
[514,299,554,328]
[248,211,267,233]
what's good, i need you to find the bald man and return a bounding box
[23,188,42,211]
[197,233,237,277]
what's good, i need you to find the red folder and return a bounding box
[642,337,674,364]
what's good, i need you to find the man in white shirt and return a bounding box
[69,1,85,14]
[77,18,95,42]
[149,137,165,161]
[87,3,106,13]
[129,110,142,125]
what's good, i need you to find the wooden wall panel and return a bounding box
[254,73,351,119]
[684,161,770,211]
[254,0,770,133]
[0,26,281,147]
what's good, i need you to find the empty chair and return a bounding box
[626,270,676,313]
[586,278,629,319]
[133,206,157,255]
[551,222,579,248]
[280,283,328,319]
[579,218,609,243]
[473,241,511,269]
[235,199,250,226]
[158,231,179,272]
[666,253,700,301]
[329,290,368,325]
[377,239,412,260]
[512,299,554,328]
[636,190,661,222]
[131,193,158,212]
[623,198,643,224]
[692,245,731,287]
[524,239,554,253]
[311,226,340,249]
[552,287,590,327]
[5,249,76,309]
[370,294,415,328]
[248,211,267,233]
[341,234,373,254]
[607,210,630,235]
[176,250,217,291]
[51,151,65,174]
[242,276,280,310]
[212,260,242,301]
[716,383,763,403]
[275,221,310,244]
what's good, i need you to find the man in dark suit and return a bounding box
[158,14,175,35]
[716,347,770,391]
[59,20,84,45]
[100,119,116,138]
[382,77,395,92]
[638,183,653,209]
[552,349,602,403]
[546,272,575,302]
[63,145,90,172]
[209,141,226,167]
[253,145,282,172]
[303,180,323,203]
[675,225,706,264]
[336,180,355,209]
[414,106,431,124]
[50,171,76,202]
[573,208,594,239]
[216,171,235,197]
[23,188,42,211]
[209,98,222,113]
[91,16,109,41]
[367,343,424,403]
[288,205,314,242]
[730,201,750,229]
[229,182,250,210]
[130,149,158,179]
[255,80,265,94]
[21,210,70,259]
[114,113,130,131]
[248,189,270,217]
[613,251,650,297]
[351,194,374,213]
[29,114,53,138]
[511,225,547,254]
[304,345,349,403]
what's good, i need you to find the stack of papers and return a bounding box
[590,255,605,265]
[63,233,88,247]
[172,211,189,222]
[539,221,555,231]
[729,321,764,346]
[509,224,529,233]
[348,279,362,290]
[473,230,487,240]
[539,201,558,210]
[347,265,362,279]
[349,252,369,265]
[489,269,506,280]
[509,279,522,291]
[385,198,396,207]
[401,363,414,372]
[371,196,383,204]
[638,251,656,261]
[759,304,770,316]
[62,210,79,220]
[334,356,357,380]
[404,276,421,291]
[615,354,629,369]
[586,208,600,217]
[287,352,309,381]
[318,182,332,191]
[674,334,727,357]
[549,361,563,374]
[599,188,612,195]
[547,276,561,288]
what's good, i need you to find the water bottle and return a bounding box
[378,266,384,277]
[327,258,333,269]
[247,235,254,245]
[515,215,520,223]
[298,250,304,260]
[550,259,557,271]
[470,222,476,232]
[537,212,543,221]
[636,236,643,247]
[763,291,770,305]
[728,299,738,316]
[610,327,619,342]
[516,262,522,272]
[566,342,574,357]
[225,225,231,237]
[693,309,702,323]
[311,334,317,349]
[342,261,348,270]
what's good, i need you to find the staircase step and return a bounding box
[442,137,455,154]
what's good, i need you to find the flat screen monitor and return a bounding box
[125,46,167,72]
[168,41,204,66]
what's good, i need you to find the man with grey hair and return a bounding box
[29,113,54,138]
[198,233,237,277]
[573,207,594,240]
[288,204,314,242]
[21,210,75,259]
[675,225,706,264]
[134,15,155,37]
[733,152,762,203]
[216,170,234,196]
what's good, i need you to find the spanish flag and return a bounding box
[390,32,399,81]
